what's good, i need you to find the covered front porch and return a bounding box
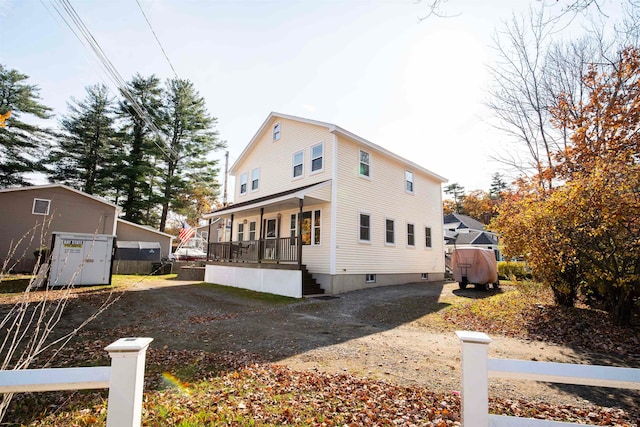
[202,180,331,296]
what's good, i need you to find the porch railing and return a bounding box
[208,237,299,263]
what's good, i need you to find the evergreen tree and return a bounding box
[47,84,117,195]
[117,74,163,225]
[0,64,52,187]
[489,172,508,199]
[157,78,224,231]
[444,183,465,213]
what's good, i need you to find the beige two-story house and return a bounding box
[203,112,447,297]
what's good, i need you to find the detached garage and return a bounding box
[114,241,162,261]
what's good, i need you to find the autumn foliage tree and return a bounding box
[493,47,640,325]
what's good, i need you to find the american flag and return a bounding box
[179,221,196,242]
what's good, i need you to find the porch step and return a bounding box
[301,265,324,296]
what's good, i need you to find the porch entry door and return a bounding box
[263,217,278,260]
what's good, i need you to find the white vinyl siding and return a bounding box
[333,135,445,275]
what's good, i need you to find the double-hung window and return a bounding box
[290,210,321,245]
[311,142,323,173]
[273,123,281,141]
[425,227,432,248]
[359,213,371,242]
[251,168,260,191]
[359,150,370,177]
[237,223,244,241]
[407,223,415,246]
[405,170,414,193]
[249,221,256,240]
[385,218,395,245]
[239,173,248,195]
[292,151,304,178]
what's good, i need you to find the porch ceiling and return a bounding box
[204,180,331,219]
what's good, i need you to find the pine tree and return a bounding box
[157,78,224,231]
[117,74,163,225]
[489,172,508,199]
[0,64,52,187]
[47,84,117,195]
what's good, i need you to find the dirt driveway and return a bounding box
[61,277,638,417]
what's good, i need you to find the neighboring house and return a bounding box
[115,219,174,261]
[0,184,119,273]
[0,184,173,274]
[443,212,501,260]
[203,112,447,297]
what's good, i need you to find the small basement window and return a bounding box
[365,274,376,283]
[32,198,50,215]
[421,273,429,280]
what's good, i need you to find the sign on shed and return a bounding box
[49,232,115,287]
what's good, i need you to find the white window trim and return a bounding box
[292,150,304,179]
[359,149,371,179]
[358,211,371,244]
[273,122,281,141]
[251,167,260,192]
[385,217,395,246]
[365,273,376,283]
[290,209,322,246]
[32,198,51,215]
[405,170,414,194]
[249,221,257,241]
[406,222,415,248]
[424,225,433,250]
[310,142,324,174]
[239,173,248,195]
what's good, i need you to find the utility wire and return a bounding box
[135,0,179,79]
[43,0,177,161]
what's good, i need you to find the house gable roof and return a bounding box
[443,213,486,232]
[231,112,447,183]
[116,218,174,239]
[0,184,119,210]
[447,230,498,246]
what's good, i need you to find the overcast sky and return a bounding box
[0,0,602,199]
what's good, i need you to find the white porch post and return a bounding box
[105,337,153,427]
[456,331,491,427]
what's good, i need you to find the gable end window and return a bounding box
[292,151,304,178]
[239,173,248,195]
[359,150,370,177]
[385,218,395,245]
[273,123,281,141]
[359,213,371,242]
[251,168,260,191]
[311,142,323,173]
[405,170,414,193]
[33,198,50,215]
[407,223,415,247]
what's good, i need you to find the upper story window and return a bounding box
[359,213,370,242]
[273,123,281,141]
[405,170,414,193]
[385,218,395,245]
[251,168,260,191]
[292,150,304,178]
[32,198,50,215]
[239,173,248,195]
[425,227,432,248]
[311,142,323,173]
[407,223,415,247]
[359,150,370,177]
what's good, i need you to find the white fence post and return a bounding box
[456,331,492,427]
[104,337,153,427]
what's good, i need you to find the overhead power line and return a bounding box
[135,0,179,79]
[41,0,177,161]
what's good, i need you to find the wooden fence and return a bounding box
[456,331,640,426]
[0,337,153,427]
